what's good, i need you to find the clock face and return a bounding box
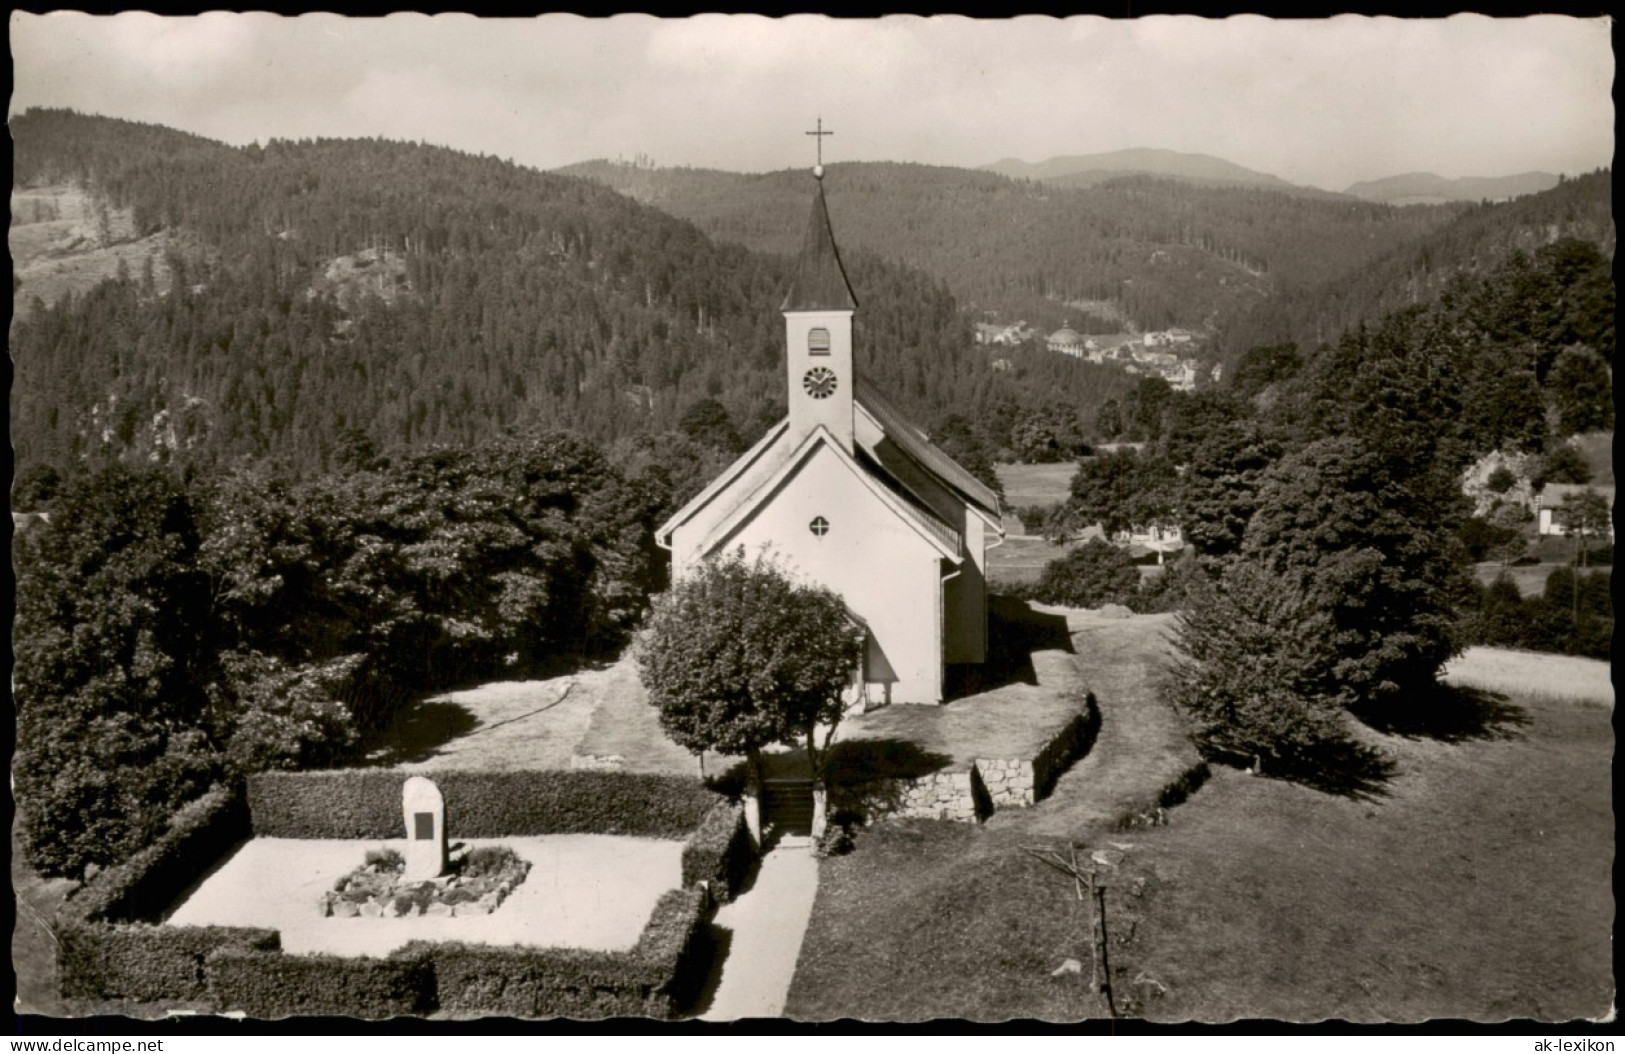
[803,367,838,400]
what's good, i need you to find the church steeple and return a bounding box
[783,174,857,452]
[781,182,858,313]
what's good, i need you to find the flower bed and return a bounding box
[319,846,530,919]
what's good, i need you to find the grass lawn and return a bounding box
[787,618,1614,1022]
[571,650,713,776]
[1443,646,1612,706]
[994,462,1079,511]
[12,818,76,1017]
[988,535,1072,587]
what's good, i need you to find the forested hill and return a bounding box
[9,108,1137,480]
[560,158,1472,335]
[982,148,1333,197]
[1220,169,1614,358]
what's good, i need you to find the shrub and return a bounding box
[247,770,720,840]
[1129,555,1209,614]
[1030,538,1140,608]
[65,784,250,924]
[419,887,709,1019]
[1485,465,1518,494]
[681,800,754,902]
[364,847,404,872]
[207,948,434,1019]
[462,845,521,878]
[58,923,279,1003]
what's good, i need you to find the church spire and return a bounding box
[781,180,858,313]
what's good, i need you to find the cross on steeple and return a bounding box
[806,117,833,178]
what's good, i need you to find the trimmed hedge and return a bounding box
[207,948,435,1019]
[422,887,710,1019]
[58,922,279,1002]
[64,784,251,924]
[680,800,754,903]
[248,770,721,840]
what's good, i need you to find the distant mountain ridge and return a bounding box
[982,148,1338,197]
[1344,171,1562,205]
[562,157,1474,337]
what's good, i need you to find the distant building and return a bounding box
[1046,324,1086,358]
[1536,484,1615,539]
[975,321,1032,346]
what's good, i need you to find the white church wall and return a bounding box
[715,444,946,704]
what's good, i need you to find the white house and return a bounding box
[656,175,1004,706]
[1536,484,1616,539]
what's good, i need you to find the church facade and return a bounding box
[655,177,1003,705]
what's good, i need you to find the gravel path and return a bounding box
[165,836,684,957]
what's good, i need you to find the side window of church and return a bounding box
[808,328,831,355]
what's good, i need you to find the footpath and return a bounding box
[698,839,820,1021]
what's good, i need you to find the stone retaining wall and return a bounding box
[827,769,988,823]
[829,701,1095,825]
[974,757,1038,808]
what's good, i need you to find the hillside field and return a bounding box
[787,627,1614,1022]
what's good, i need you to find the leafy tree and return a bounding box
[1533,443,1592,487]
[1171,421,1283,559]
[1555,487,1612,571]
[13,465,218,877]
[930,413,1006,500]
[637,551,864,779]
[1124,375,1175,443]
[678,397,745,454]
[1029,538,1140,608]
[12,463,62,508]
[1052,448,1176,539]
[1228,342,1302,401]
[1008,403,1089,463]
[1485,466,1518,494]
[1546,346,1614,436]
[1093,399,1123,441]
[1240,437,1469,713]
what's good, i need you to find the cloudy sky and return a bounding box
[9,13,1614,191]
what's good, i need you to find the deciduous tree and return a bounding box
[637,551,863,779]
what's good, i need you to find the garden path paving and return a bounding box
[699,842,820,1021]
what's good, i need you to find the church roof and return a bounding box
[685,426,963,563]
[780,182,859,313]
[854,377,1003,521]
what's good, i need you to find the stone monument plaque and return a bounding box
[401,775,447,881]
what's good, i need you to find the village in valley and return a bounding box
[9,13,1616,1035]
[977,319,1211,392]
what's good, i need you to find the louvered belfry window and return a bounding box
[809,327,831,354]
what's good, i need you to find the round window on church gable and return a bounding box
[809,516,830,537]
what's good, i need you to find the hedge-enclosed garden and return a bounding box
[53,770,753,1019]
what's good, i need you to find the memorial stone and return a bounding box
[401,775,447,881]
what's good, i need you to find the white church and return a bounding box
[656,173,1004,706]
